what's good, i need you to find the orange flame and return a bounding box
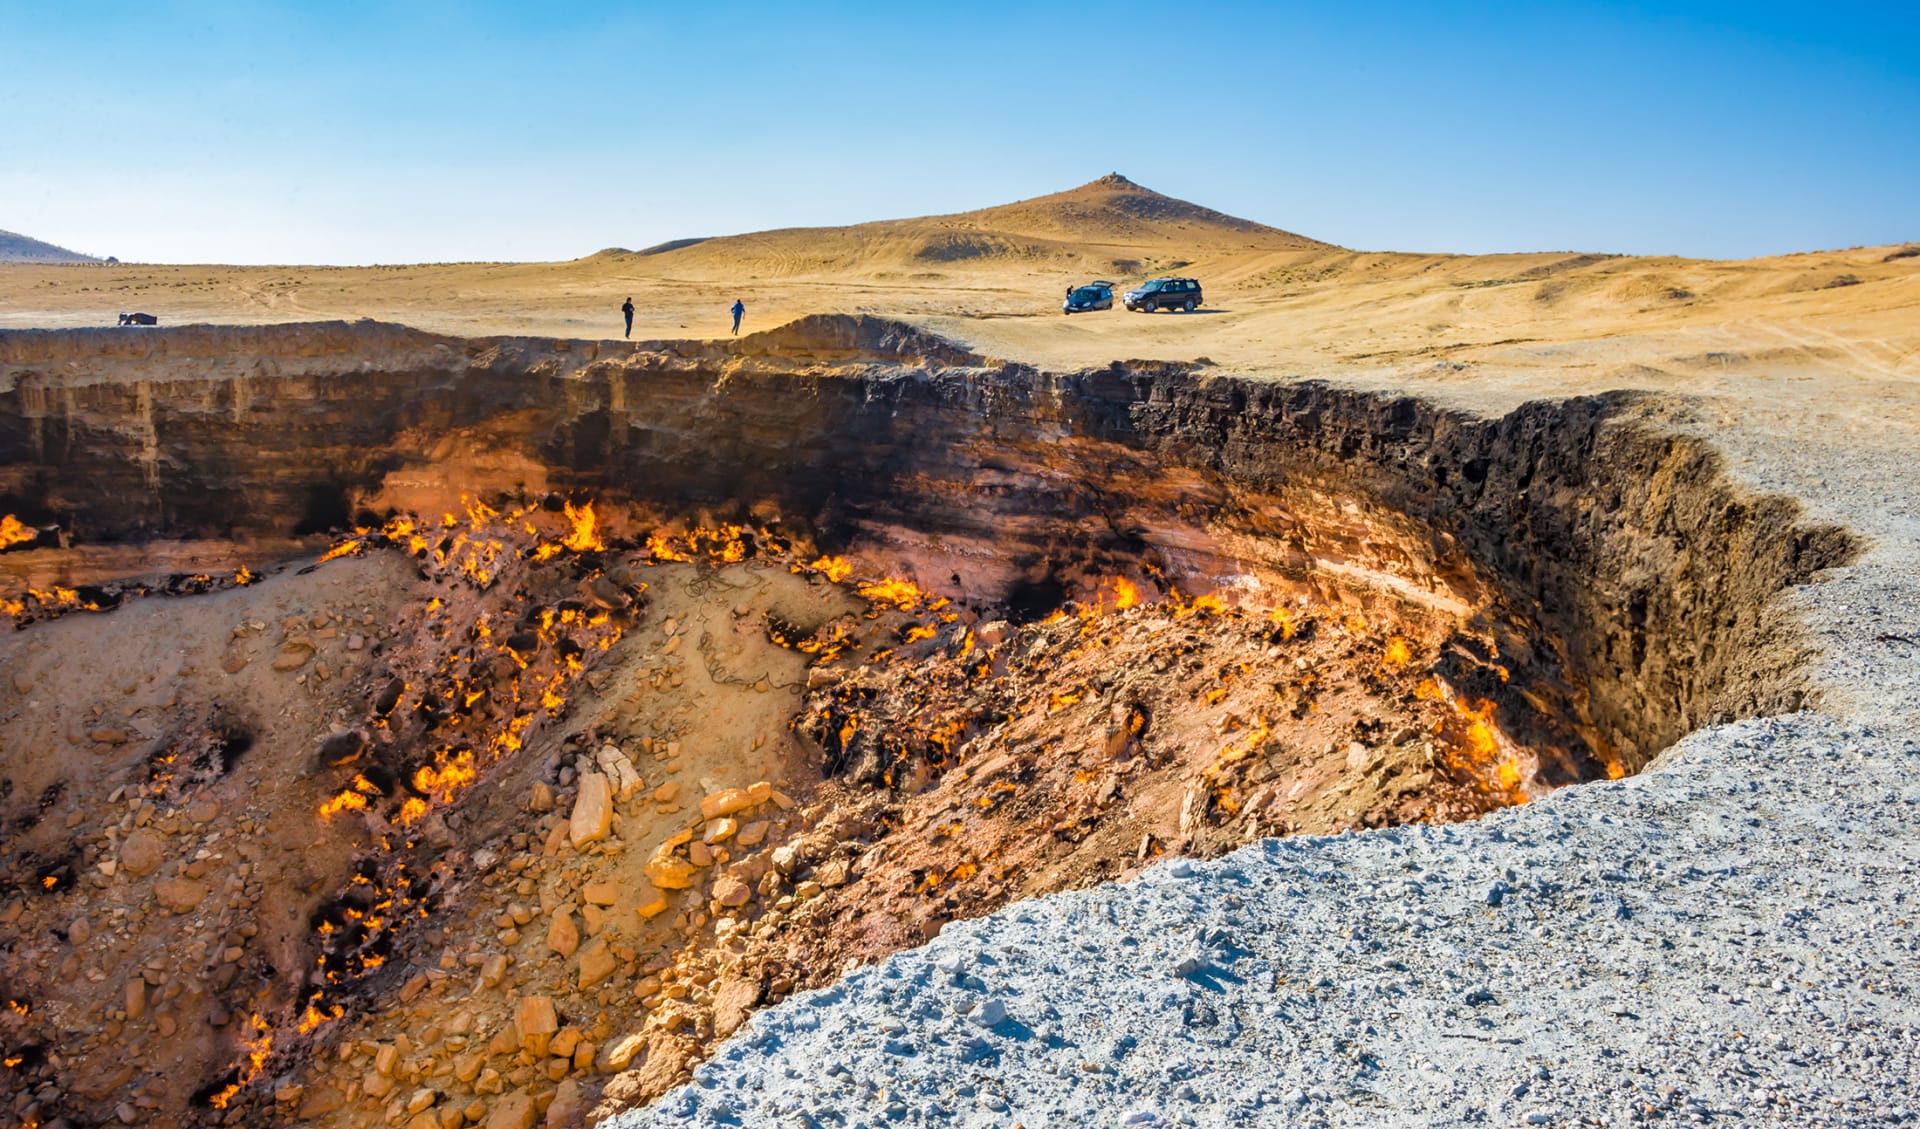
[646,533,692,562]
[317,538,363,564]
[1270,606,1296,639]
[808,555,853,583]
[561,501,607,553]
[859,577,932,611]
[208,1014,272,1109]
[0,515,34,550]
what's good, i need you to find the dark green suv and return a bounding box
[1123,277,1203,313]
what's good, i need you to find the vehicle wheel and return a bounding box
[1143,300,1157,313]
[1183,298,1196,312]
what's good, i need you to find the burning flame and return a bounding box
[1383,636,1412,666]
[298,1001,345,1034]
[208,1014,272,1109]
[317,539,363,564]
[560,501,606,553]
[319,774,381,818]
[808,556,852,583]
[0,515,34,550]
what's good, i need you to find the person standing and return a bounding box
[730,298,745,335]
[621,297,634,339]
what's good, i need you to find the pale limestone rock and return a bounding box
[698,788,751,821]
[711,875,752,908]
[568,772,613,848]
[644,857,698,890]
[702,817,738,845]
[593,744,644,802]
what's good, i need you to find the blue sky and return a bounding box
[2,1,1915,264]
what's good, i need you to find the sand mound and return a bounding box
[622,174,1326,280]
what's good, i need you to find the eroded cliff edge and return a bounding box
[0,318,1851,777]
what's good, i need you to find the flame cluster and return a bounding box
[0,585,99,621]
[0,514,33,551]
[206,1014,272,1110]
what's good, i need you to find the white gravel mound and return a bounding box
[609,405,1920,1129]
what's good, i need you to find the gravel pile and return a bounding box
[610,400,1920,1129]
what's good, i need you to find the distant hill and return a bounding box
[0,230,102,264]
[603,174,1331,278]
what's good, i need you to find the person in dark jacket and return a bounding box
[621,297,634,338]
[730,299,745,335]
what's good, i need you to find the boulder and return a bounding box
[568,772,613,847]
[593,744,644,801]
[711,875,752,909]
[544,1078,587,1128]
[634,886,670,920]
[644,856,698,891]
[516,996,558,1057]
[600,1036,688,1108]
[698,788,752,821]
[546,908,579,958]
[119,829,165,877]
[154,878,208,913]
[710,978,762,1040]
[577,941,618,990]
[601,1033,648,1072]
[484,1091,537,1129]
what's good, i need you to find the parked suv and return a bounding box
[1063,281,1115,314]
[1123,277,1203,313]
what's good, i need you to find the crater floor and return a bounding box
[1,318,1915,1128]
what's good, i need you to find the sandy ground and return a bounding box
[4,177,1914,433]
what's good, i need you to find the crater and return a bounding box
[0,318,1856,1126]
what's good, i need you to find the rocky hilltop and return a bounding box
[0,229,101,264]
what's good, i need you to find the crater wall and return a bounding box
[0,318,1853,773]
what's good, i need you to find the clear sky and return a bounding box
[2,1,1915,264]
